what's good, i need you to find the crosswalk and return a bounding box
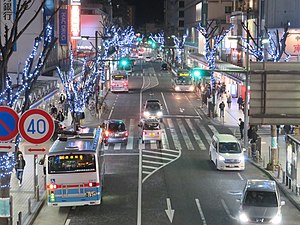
[102,117,229,152]
[129,72,168,77]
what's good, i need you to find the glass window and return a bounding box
[48,154,96,174]
[219,142,241,153]
[179,1,184,8]
[225,6,232,13]
[144,122,160,130]
[244,191,278,207]
[179,20,184,28]
[108,122,125,132]
[146,103,160,111]
[179,11,184,18]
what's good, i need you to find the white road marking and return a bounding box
[186,119,206,150]
[237,172,244,181]
[208,124,219,135]
[195,198,207,225]
[166,118,182,150]
[126,118,135,149]
[177,119,194,150]
[161,92,170,114]
[64,219,71,225]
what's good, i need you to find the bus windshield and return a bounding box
[48,154,96,174]
[175,76,193,85]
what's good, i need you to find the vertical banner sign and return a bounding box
[44,0,55,40]
[70,5,80,37]
[59,9,68,45]
[1,0,16,50]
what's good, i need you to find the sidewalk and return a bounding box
[200,93,300,210]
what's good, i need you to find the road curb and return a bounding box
[23,193,46,225]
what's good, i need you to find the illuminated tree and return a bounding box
[0,23,57,224]
[196,21,233,117]
[173,34,187,66]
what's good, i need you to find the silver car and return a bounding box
[238,179,285,224]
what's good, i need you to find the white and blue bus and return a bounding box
[46,127,104,207]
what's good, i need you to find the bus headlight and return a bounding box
[156,111,163,117]
[189,86,194,91]
[239,212,249,223]
[144,111,150,117]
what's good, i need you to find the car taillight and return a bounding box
[111,82,117,86]
[88,182,97,187]
[105,131,110,137]
[124,131,128,137]
[143,131,147,135]
[157,131,160,135]
[123,82,128,86]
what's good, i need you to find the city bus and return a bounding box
[46,127,104,207]
[111,70,129,93]
[172,69,195,92]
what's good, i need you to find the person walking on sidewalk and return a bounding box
[219,101,225,118]
[227,93,232,108]
[237,96,243,110]
[239,118,244,139]
[15,154,26,186]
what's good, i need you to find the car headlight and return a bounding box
[189,86,194,91]
[239,212,249,223]
[156,111,163,117]
[218,155,225,161]
[175,86,180,91]
[270,213,282,224]
[239,155,245,162]
[144,111,150,117]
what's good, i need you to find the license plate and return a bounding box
[149,133,155,137]
[85,191,96,197]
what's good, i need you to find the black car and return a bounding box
[161,63,168,71]
[101,119,128,146]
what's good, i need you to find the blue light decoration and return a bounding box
[149,32,165,50]
[196,22,234,90]
[0,24,55,189]
[57,49,91,115]
[173,34,187,65]
[240,21,290,62]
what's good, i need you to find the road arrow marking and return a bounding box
[165,198,175,223]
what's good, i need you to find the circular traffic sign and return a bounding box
[0,106,19,142]
[18,109,54,144]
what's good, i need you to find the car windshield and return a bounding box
[108,122,125,132]
[146,103,161,111]
[244,191,278,207]
[144,122,160,130]
[219,142,241,153]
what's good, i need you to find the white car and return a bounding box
[139,119,162,145]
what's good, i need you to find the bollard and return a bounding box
[251,143,256,160]
[28,198,31,215]
[36,185,40,202]
[282,171,286,184]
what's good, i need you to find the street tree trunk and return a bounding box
[268,125,278,170]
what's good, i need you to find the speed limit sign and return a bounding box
[18,109,55,144]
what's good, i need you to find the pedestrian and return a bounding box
[56,110,65,122]
[15,154,26,186]
[50,104,58,117]
[219,101,225,117]
[227,93,232,108]
[59,93,66,104]
[237,96,243,110]
[239,118,244,139]
[14,149,23,173]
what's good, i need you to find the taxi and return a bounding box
[139,119,162,145]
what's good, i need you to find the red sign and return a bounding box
[18,109,54,144]
[0,106,19,142]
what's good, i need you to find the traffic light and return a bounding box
[191,68,211,77]
[120,58,129,67]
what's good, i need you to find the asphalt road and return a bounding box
[33,60,300,225]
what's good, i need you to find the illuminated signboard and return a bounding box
[59,9,68,45]
[70,5,80,37]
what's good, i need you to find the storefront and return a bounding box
[286,135,300,195]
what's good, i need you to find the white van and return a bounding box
[209,134,245,170]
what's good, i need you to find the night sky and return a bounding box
[124,0,164,27]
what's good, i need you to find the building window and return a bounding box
[179,1,184,8]
[196,3,202,21]
[179,10,184,18]
[225,6,232,14]
[179,20,184,28]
